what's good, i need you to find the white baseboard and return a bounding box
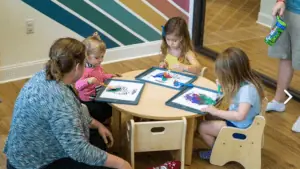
[257,12,273,28]
[0,40,161,84]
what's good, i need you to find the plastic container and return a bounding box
[265,15,287,46]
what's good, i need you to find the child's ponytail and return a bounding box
[83,32,106,57]
[92,32,101,40]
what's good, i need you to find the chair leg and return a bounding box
[242,148,261,169]
[210,146,229,166]
[261,134,264,148]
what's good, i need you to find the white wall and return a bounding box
[0,0,83,83]
[0,0,161,83]
[257,0,276,27]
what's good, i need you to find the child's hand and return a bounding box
[216,79,220,86]
[201,105,218,115]
[171,63,186,72]
[159,61,168,69]
[87,77,99,85]
[112,73,122,77]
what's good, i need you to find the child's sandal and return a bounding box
[147,160,181,169]
[198,149,212,160]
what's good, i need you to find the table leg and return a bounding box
[111,108,121,153]
[185,117,196,165]
[120,113,133,160]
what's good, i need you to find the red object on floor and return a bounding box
[147,161,181,169]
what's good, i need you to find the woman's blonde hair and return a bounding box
[215,47,264,103]
[160,17,193,57]
[45,37,86,81]
[83,32,106,57]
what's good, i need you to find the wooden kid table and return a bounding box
[110,70,218,165]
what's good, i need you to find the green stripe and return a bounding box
[58,0,143,45]
[90,0,161,41]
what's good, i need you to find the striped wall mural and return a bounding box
[22,0,192,49]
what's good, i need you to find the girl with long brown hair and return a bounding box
[197,47,265,160]
[159,17,202,74]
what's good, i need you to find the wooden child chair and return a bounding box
[209,97,268,169]
[127,117,187,169]
[200,67,207,77]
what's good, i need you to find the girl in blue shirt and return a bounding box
[197,47,265,160]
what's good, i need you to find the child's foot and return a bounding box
[148,161,181,169]
[266,100,285,112]
[199,150,212,160]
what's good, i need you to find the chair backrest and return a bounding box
[260,97,268,116]
[247,115,266,136]
[129,117,187,153]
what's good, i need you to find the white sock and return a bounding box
[266,100,285,112]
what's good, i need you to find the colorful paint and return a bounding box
[184,93,216,105]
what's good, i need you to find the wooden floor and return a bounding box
[204,0,300,91]
[1,55,300,169]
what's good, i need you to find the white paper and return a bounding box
[140,69,193,88]
[99,81,144,101]
[172,87,218,110]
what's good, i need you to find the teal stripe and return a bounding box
[22,0,119,48]
[58,0,143,45]
[90,0,161,41]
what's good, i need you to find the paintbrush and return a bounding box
[95,83,121,91]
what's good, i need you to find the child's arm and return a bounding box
[103,73,114,80]
[202,103,251,121]
[99,67,116,81]
[184,51,201,74]
[75,73,89,91]
[75,73,98,91]
[159,54,168,68]
[201,85,257,121]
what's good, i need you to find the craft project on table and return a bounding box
[165,86,223,114]
[95,79,145,105]
[135,67,198,90]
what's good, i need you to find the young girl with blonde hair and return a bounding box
[159,17,201,75]
[198,47,265,160]
[75,32,120,126]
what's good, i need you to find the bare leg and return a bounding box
[198,120,226,147]
[266,59,294,112]
[275,59,294,102]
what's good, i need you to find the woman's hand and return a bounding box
[98,124,114,148]
[272,1,285,16]
[201,105,218,116]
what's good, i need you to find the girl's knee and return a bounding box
[198,121,226,137]
[198,121,209,134]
